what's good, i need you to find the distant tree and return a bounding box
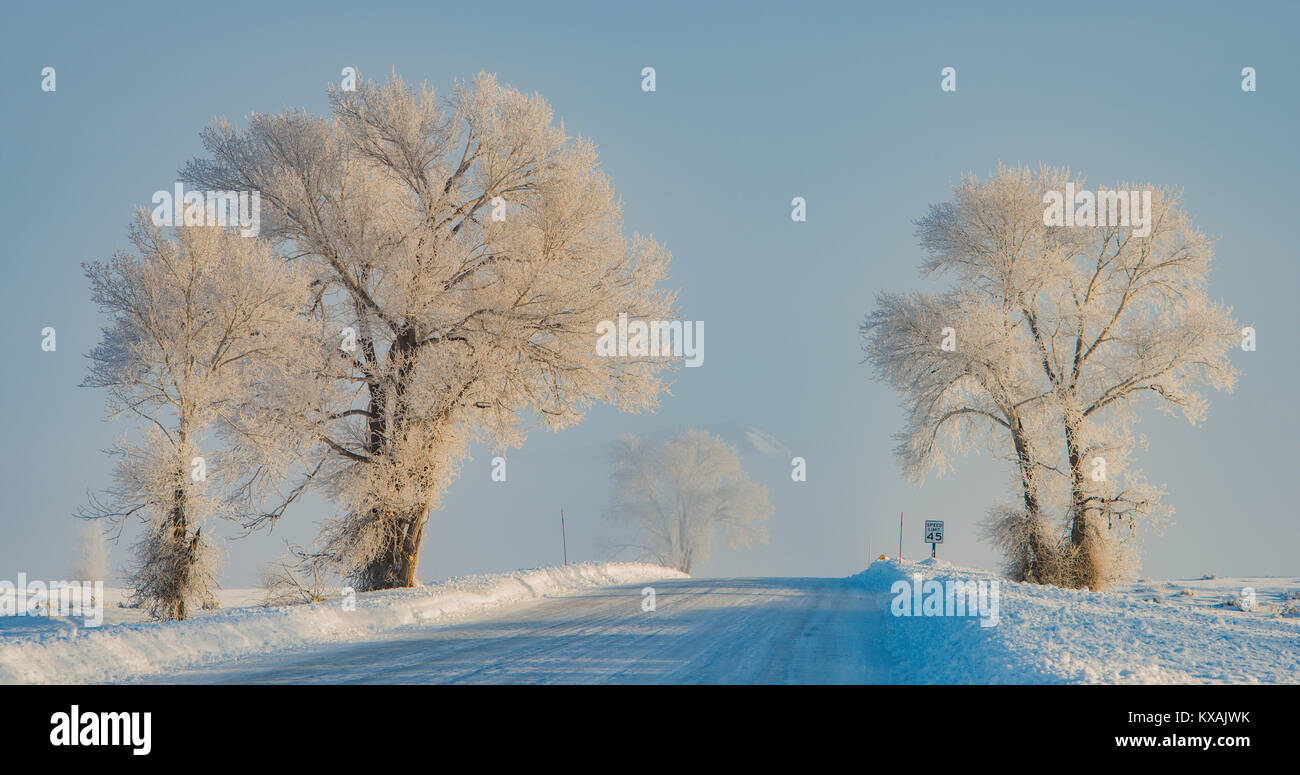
[182,72,676,590]
[604,428,772,573]
[81,213,308,620]
[70,522,110,607]
[864,164,1240,589]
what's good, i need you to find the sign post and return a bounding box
[924,520,944,559]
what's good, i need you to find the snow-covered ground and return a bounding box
[0,562,684,684]
[867,558,1300,684]
[3,558,1296,684]
[0,586,266,634]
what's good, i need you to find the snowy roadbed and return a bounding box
[0,562,686,684]
[857,558,1300,684]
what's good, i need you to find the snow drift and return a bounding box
[0,562,685,684]
[858,558,1300,684]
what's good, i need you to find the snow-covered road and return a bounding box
[140,577,887,684]
[11,559,1290,684]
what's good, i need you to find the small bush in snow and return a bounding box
[1218,593,1256,612]
[261,547,333,607]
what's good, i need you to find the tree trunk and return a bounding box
[1009,413,1051,584]
[350,328,431,592]
[353,505,429,591]
[1065,419,1104,590]
[675,504,691,574]
[170,506,187,621]
[162,476,198,621]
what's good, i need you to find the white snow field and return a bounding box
[867,559,1300,684]
[2,559,1296,684]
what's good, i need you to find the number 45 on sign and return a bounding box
[924,520,944,558]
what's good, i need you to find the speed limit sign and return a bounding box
[924,520,944,557]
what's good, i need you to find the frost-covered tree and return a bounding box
[865,165,1239,589]
[181,72,676,590]
[604,428,772,573]
[863,288,1068,583]
[81,212,308,619]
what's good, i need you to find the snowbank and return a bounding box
[855,558,1300,684]
[0,562,685,685]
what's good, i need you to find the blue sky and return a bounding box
[1,0,1295,586]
